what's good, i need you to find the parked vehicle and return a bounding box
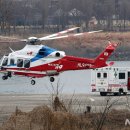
[91,67,130,96]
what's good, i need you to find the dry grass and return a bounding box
[1,106,130,130]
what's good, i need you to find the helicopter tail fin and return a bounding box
[93,42,118,68]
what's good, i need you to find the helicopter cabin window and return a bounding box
[39,49,45,56]
[103,73,107,78]
[97,73,101,78]
[24,60,30,68]
[119,73,125,79]
[2,58,8,66]
[17,59,23,67]
[10,59,15,65]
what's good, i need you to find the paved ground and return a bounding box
[0,94,130,125]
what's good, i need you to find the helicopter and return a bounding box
[0,27,117,85]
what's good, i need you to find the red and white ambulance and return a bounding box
[91,67,130,96]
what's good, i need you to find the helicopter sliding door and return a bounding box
[17,59,30,68]
[17,59,23,67]
[24,60,30,68]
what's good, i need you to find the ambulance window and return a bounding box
[119,73,125,79]
[10,59,15,65]
[104,73,107,78]
[2,58,8,66]
[17,59,23,67]
[128,72,130,77]
[24,60,30,68]
[97,73,101,78]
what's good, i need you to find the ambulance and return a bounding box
[91,67,130,96]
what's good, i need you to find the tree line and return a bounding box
[0,0,130,35]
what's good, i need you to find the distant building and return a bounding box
[88,17,98,30]
[47,6,85,26]
[68,8,85,25]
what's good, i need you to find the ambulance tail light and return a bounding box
[91,84,96,92]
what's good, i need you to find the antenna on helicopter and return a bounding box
[9,47,15,52]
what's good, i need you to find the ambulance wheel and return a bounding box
[119,88,123,95]
[123,92,127,95]
[2,76,8,80]
[50,77,55,82]
[114,93,119,96]
[114,92,121,96]
[100,92,107,96]
[31,80,36,85]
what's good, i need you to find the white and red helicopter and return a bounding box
[0,27,117,85]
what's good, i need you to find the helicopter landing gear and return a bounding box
[2,75,8,80]
[50,77,55,82]
[2,72,12,80]
[31,80,36,85]
[8,72,12,78]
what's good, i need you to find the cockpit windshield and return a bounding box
[0,56,8,66]
[38,46,56,56]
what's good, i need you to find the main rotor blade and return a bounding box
[0,36,17,39]
[38,27,80,41]
[43,33,83,40]
[0,36,28,43]
[20,39,28,42]
[87,30,103,33]
[42,30,103,40]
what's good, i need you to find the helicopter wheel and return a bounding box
[8,72,12,78]
[2,76,8,80]
[50,77,55,82]
[31,80,36,85]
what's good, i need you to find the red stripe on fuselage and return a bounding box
[29,56,94,72]
[4,55,95,78]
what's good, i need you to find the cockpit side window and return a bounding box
[2,58,8,66]
[24,60,30,68]
[39,49,45,56]
[10,59,15,65]
[17,59,23,67]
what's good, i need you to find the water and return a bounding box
[0,61,129,94]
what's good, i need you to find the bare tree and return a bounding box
[0,0,14,35]
[35,0,49,30]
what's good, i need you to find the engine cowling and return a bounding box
[28,37,39,44]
